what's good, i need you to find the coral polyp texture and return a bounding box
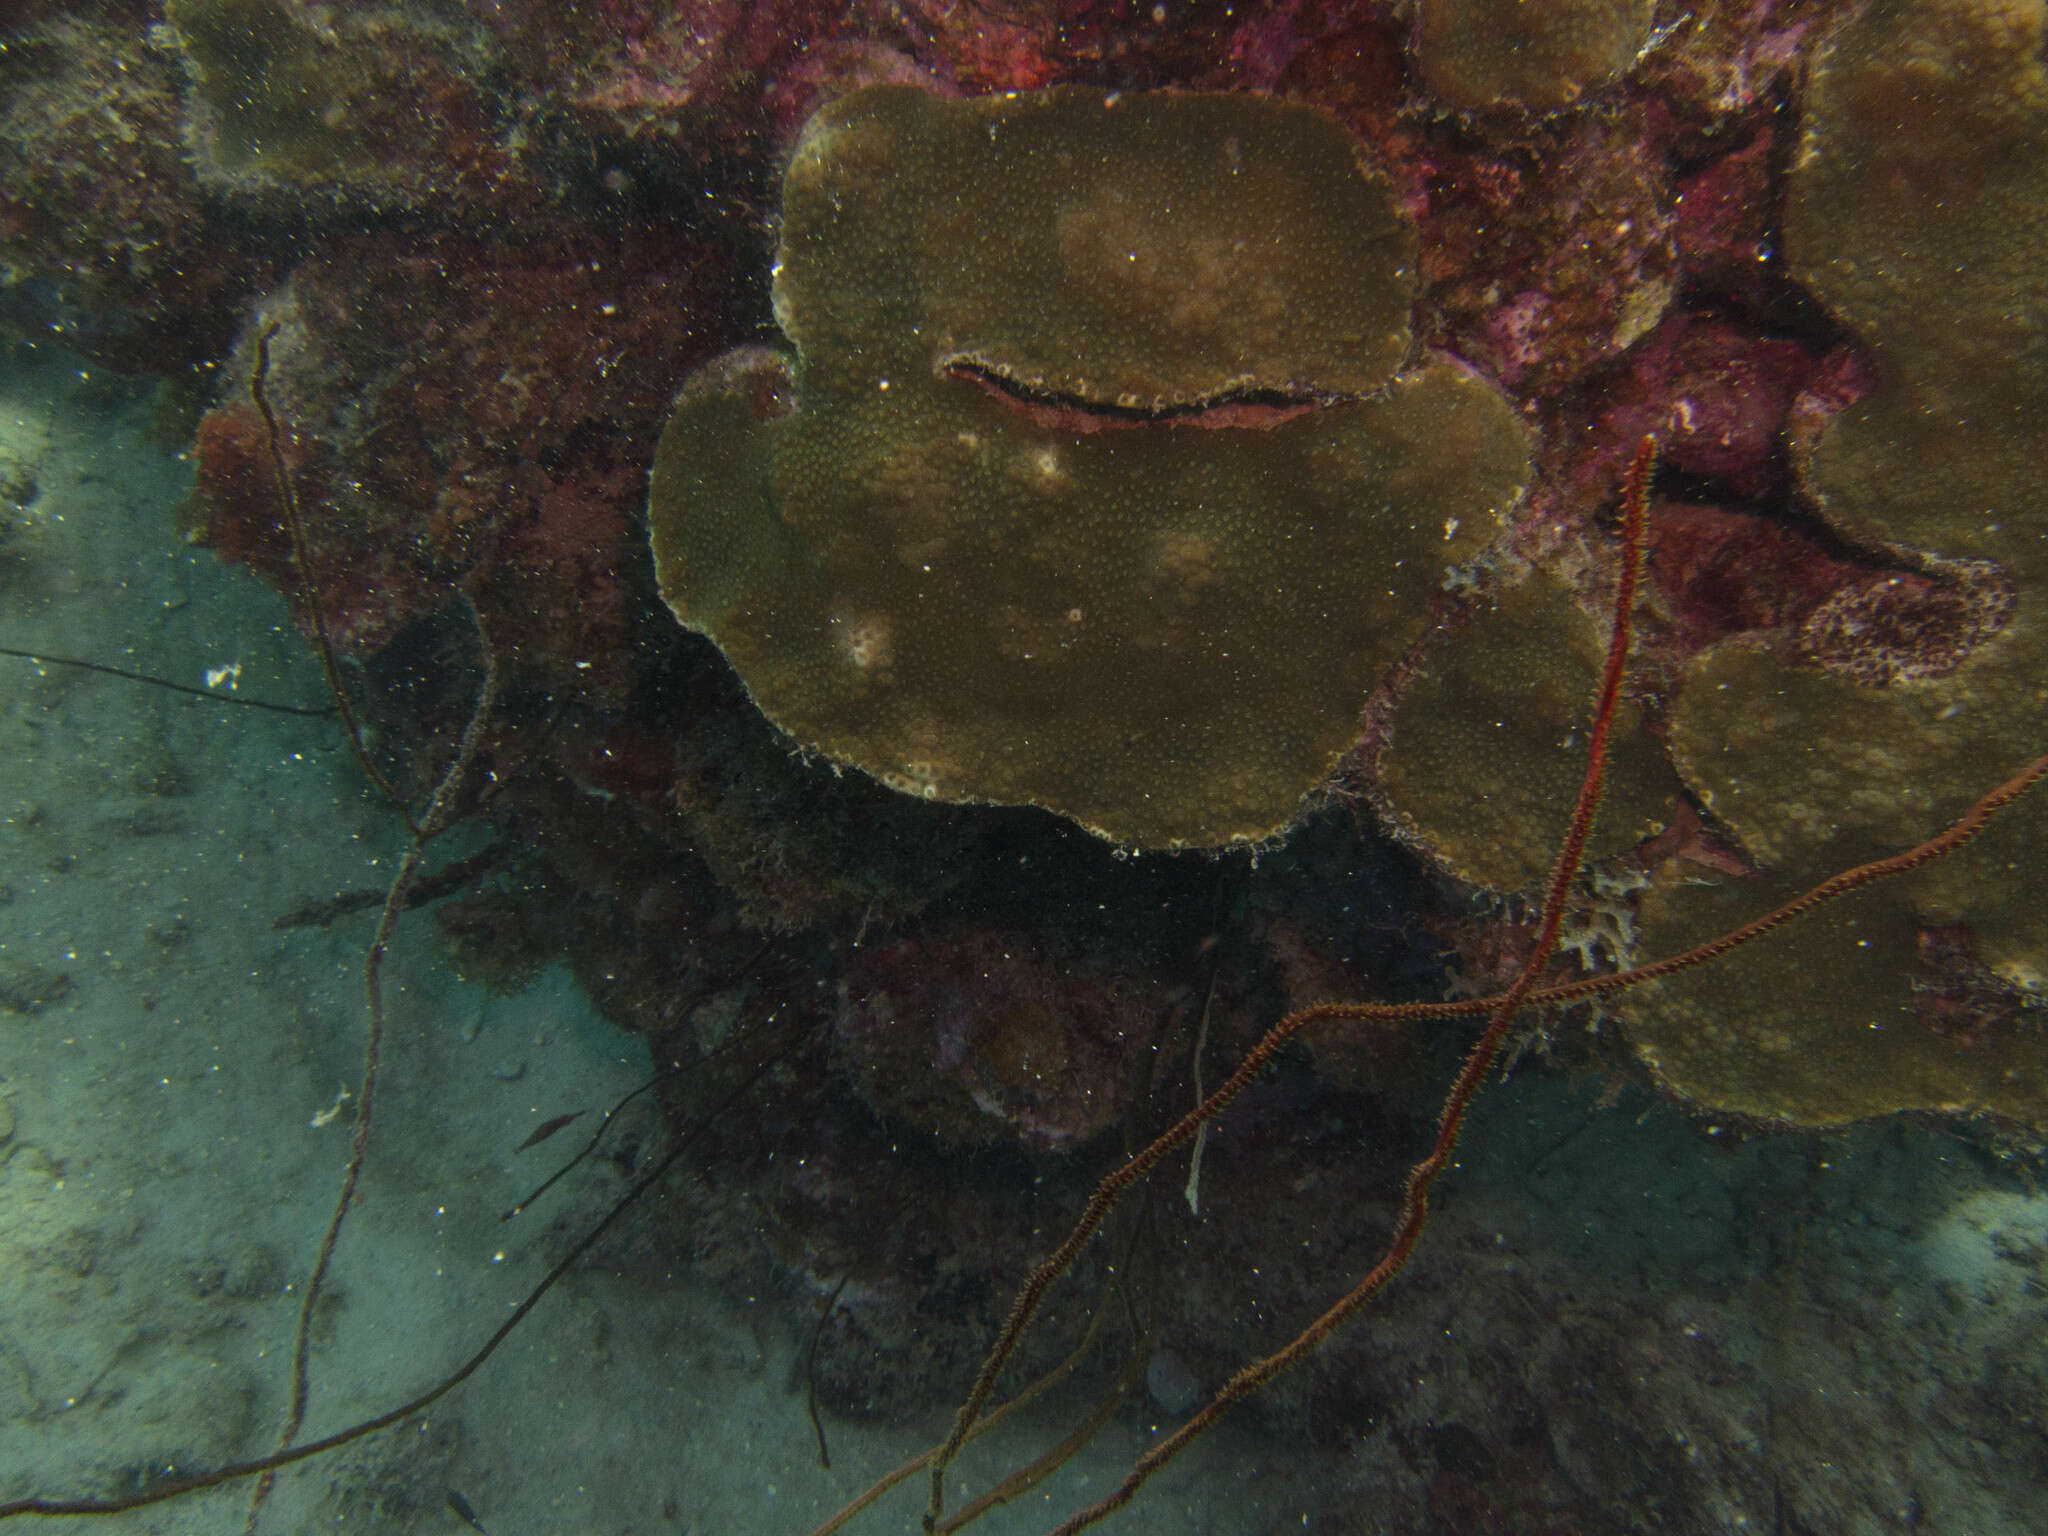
[1374,566,1685,891]
[1617,0,2048,1130]
[1414,0,1659,114]
[648,84,1530,848]
[1785,0,2048,574]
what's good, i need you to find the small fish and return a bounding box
[446,1487,490,1534]
[514,1109,586,1152]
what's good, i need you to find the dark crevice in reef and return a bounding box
[942,355,1344,430]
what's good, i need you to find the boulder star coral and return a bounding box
[1616,0,2048,1129]
[648,83,1530,849]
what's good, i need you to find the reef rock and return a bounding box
[163,0,515,211]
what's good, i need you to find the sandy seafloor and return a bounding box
[0,345,1283,1536]
[1,343,2046,1536]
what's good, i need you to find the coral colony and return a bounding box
[650,85,1527,847]
[2,0,2045,1531]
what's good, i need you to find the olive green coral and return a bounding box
[649,85,1530,849]
[1629,620,2048,1128]
[1783,0,2048,575]
[774,86,1420,408]
[1618,0,2048,1131]
[1414,0,1658,114]
[1375,567,1684,892]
